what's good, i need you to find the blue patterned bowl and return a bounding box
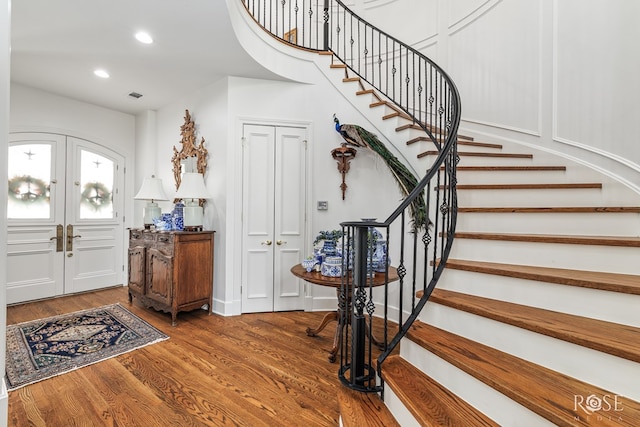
[301,259,317,273]
[321,256,343,277]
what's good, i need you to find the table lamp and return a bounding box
[175,172,211,231]
[134,176,169,229]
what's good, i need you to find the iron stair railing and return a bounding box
[241,0,461,394]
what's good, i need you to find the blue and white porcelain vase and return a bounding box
[321,240,337,257]
[321,256,343,277]
[374,238,390,272]
[172,202,185,231]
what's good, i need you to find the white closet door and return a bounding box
[241,124,307,313]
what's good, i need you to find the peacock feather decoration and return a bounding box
[333,114,429,230]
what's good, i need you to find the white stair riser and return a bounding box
[449,238,639,274]
[419,303,640,402]
[456,167,623,186]
[456,170,568,184]
[455,188,606,207]
[426,154,537,166]
[400,340,556,427]
[382,387,420,427]
[437,268,640,328]
[456,212,640,236]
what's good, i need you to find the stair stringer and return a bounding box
[313,57,436,177]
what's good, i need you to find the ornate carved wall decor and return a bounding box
[171,109,208,204]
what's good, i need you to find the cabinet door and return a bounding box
[128,246,146,294]
[147,248,173,305]
[174,235,212,307]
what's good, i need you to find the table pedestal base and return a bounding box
[305,296,385,363]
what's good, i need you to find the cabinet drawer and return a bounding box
[129,229,145,247]
[153,233,175,256]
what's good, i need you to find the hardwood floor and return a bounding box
[7,286,355,426]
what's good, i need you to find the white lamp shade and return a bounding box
[175,172,211,199]
[134,177,169,201]
[175,173,211,230]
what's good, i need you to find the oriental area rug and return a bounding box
[5,304,168,391]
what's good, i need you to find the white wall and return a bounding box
[0,0,9,423]
[136,78,230,314]
[136,67,404,315]
[340,0,640,193]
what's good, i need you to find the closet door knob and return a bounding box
[261,240,273,246]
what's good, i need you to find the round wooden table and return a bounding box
[290,264,399,362]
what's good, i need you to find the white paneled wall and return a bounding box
[554,0,640,170]
[349,0,640,194]
[448,0,541,134]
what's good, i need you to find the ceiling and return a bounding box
[10,0,283,115]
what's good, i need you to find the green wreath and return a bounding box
[81,181,112,210]
[8,175,49,203]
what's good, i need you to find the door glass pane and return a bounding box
[79,149,114,219]
[7,144,52,219]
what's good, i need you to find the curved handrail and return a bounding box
[241,0,461,394]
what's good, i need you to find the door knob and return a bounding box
[261,240,273,246]
[276,240,287,245]
[50,224,64,252]
[66,225,82,251]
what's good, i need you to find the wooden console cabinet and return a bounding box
[128,229,215,325]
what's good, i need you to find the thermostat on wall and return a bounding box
[317,201,328,210]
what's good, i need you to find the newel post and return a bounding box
[350,225,369,384]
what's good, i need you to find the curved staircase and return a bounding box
[376,139,640,425]
[237,1,640,424]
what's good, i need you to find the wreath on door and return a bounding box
[8,175,49,203]
[81,182,112,210]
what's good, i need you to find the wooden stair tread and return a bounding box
[356,89,375,95]
[444,258,640,295]
[383,111,412,121]
[410,137,501,149]
[381,355,499,426]
[396,123,423,132]
[330,63,347,69]
[458,206,640,213]
[370,100,387,108]
[343,77,360,82]
[430,288,640,363]
[453,231,640,247]
[338,386,400,427]
[407,322,640,426]
[450,183,602,190]
[453,165,566,171]
[420,150,532,159]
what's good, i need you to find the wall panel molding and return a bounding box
[448,0,503,35]
[364,0,399,10]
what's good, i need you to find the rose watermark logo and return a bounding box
[574,393,624,422]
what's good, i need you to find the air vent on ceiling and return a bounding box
[128,91,143,99]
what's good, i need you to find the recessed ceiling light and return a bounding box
[94,69,110,79]
[135,31,153,44]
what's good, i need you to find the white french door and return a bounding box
[7,133,124,304]
[241,124,307,313]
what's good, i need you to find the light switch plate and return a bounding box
[317,201,328,210]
